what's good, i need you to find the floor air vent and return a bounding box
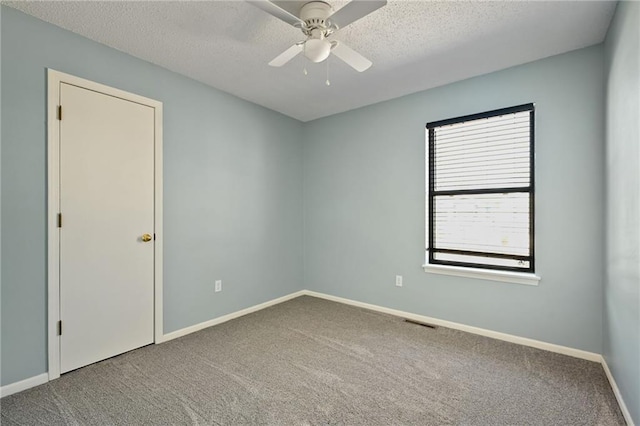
[404,319,437,329]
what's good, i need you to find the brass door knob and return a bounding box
[141,233,152,242]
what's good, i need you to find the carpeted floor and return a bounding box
[0,296,625,425]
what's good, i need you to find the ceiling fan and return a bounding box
[248,0,387,72]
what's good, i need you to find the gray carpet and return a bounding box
[0,296,625,425]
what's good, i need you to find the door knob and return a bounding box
[141,233,152,242]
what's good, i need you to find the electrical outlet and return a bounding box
[395,275,403,287]
[215,280,222,292]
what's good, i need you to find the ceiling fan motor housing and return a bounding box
[300,1,333,36]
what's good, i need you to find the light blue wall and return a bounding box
[1,2,629,397]
[604,1,640,423]
[0,7,303,386]
[304,46,606,353]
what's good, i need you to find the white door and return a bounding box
[59,82,155,373]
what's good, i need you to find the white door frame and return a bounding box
[47,69,163,380]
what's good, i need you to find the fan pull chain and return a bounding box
[325,56,331,86]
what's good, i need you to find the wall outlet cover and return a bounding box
[395,275,403,287]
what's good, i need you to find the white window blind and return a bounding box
[426,104,534,272]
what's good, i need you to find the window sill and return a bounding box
[422,263,541,286]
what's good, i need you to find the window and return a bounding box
[426,104,535,273]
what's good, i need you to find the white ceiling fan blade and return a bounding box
[331,42,372,72]
[328,0,387,29]
[269,44,303,67]
[246,0,305,27]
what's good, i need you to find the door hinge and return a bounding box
[57,105,62,120]
[57,320,62,336]
[57,213,62,228]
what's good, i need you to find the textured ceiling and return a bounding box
[5,1,616,122]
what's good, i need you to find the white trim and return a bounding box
[158,291,306,343]
[601,356,635,426]
[46,69,163,381]
[3,291,303,397]
[6,289,630,420]
[47,70,61,381]
[153,102,164,343]
[0,373,48,398]
[423,263,541,286]
[301,290,600,362]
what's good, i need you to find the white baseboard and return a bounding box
[158,290,306,343]
[2,287,630,423]
[301,290,602,362]
[601,356,635,425]
[1,291,305,398]
[308,290,634,423]
[0,373,49,398]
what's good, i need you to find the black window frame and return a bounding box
[426,103,535,273]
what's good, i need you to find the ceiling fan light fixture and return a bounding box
[304,38,332,63]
